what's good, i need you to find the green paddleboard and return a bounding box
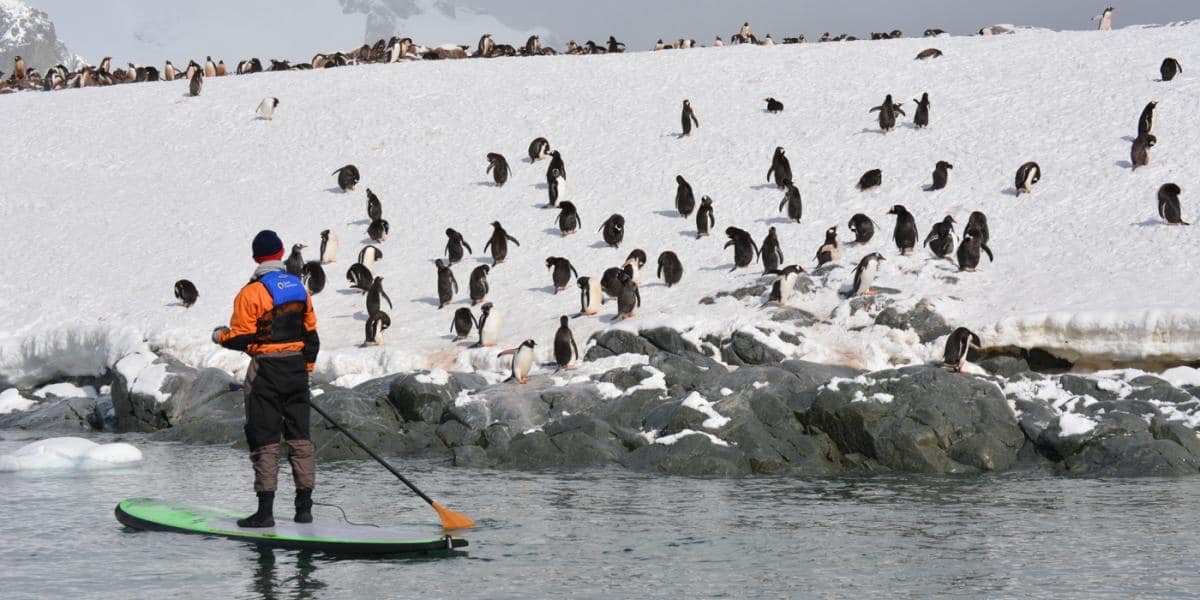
[115,497,467,555]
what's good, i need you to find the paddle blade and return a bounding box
[433,502,475,530]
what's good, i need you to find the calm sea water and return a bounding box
[2,433,1198,599]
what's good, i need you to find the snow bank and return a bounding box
[992,309,1200,366]
[0,437,142,471]
[0,388,35,414]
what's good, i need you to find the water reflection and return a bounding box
[249,548,325,600]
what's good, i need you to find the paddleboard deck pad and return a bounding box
[115,497,467,555]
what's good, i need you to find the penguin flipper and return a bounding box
[869,106,881,113]
[462,241,473,254]
[381,289,394,309]
[508,235,521,246]
[981,243,994,262]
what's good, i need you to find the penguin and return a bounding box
[368,219,390,243]
[578,276,603,315]
[1137,101,1157,139]
[164,61,178,82]
[499,340,536,384]
[778,180,803,223]
[625,248,648,271]
[435,259,458,309]
[1092,6,1114,31]
[216,60,227,76]
[915,49,943,60]
[965,212,990,246]
[815,226,841,266]
[739,22,753,42]
[869,94,905,132]
[696,196,716,238]
[1015,162,1041,195]
[285,244,307,276]
[333,165,360,192]
[173,279,198,308]
[680,99,699,136]
[474,302,503,347]
[546,257,579,292]
[469,265,490,305]
[927,161,952,191]
[656,251,684,287]
[764,97,784,113]
[913,92,931,128]
[524,35,542,56]
[528,137,550,161]
[608,36,626,53]
[188,71,203,97]
[600,214,625,248]
[483,221,520,265]
[256,97,279,121]
[766,265,806,306]
[858,169,882,191]
[366,188,382,221]
[747,227,779,273]
[13,56,27,80]
[766,147,792,189]
[615,272,641,320]
[1160,58,1183,82]
[319,230,338,264]
[1131,134,1156,170]
[346,263,373,292]
[1158,183,1188,225]
[848,214,877,244]
[847,253,887,297]
[601,267,625,300]
[486,152,512,187]
[547,150,567,180]
[760,34,776,46]
[923,215,957,259]
[547,167,565,208]
[364,311,391,345]
[301,262,326,294]
[924,28,946,37]
[358,245,383,269]
[476,33,496,57]
[675,175,695,217]
[553,201,581,236]
[185,60,199,81]
[886,205,918,255]
[654,39,666,51]
[943,327,982,373]
[724,227,760,271]
[444,229,472,264]
[554,316,580,370]
[714,36,724,48]
[204,56,217,77]
[366,276,393,316]
[451,307,475,341]
[956,231,994,272]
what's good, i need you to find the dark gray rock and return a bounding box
[650,352,727,395]
[641,401,707,435]
[387,372,461,423]
[597,366,653,390]
[714,281,770,301]
[0,396,97,432]
[479,422,513,453]
[623,433,751,476]
[495,424,622,469]
[1063,432,1200,476]
[597,388,668,431]
[769,307,818,326]
[1129,375,1170,388]
[351,374,405,401]
[585,330,659,360]
[309,388,435,459]
[435,420,478,448]
[539,385,604,417]
[873,299,952,343]
[111,357,212,433]
[452,445,490,468]
[151,390,243,446]
[1150,418,1200,458]
[1127,383,1195,405]
[716,391,842,475]
[1059,375,1117,402]
[978,356,1031,378]
[722,330,785,366]
[639,328,699,354]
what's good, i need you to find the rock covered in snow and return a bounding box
[0,0,81,73]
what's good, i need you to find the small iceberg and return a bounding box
[0,437,143,472]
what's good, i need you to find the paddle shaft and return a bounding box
[305,398,436,506]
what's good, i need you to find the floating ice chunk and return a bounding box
[0,437,143,472]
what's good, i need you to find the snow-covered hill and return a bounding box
[0,0,79,71]
[1,23,1197,388]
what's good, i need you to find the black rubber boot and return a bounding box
[237,491,275,528]
[294,489,313,524]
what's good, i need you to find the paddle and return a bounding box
[305,398,475,530]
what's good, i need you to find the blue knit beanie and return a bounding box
[251,230,284,261]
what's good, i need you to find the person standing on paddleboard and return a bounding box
[212,230,320,528]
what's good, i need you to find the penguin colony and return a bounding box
[127,11,1191,382]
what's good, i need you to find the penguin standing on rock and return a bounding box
[847,253,887,297]
[1137,101,1157,139]
[1015,162,1041,195]
[927,161,953,191]
[366,277,393,316]
[724,227,760,271]
[1158,183,1188,225]
[657,251,683,287]
[764,97,784,113]
[779,180,802,223]
[913,93,931,128]
[553,316,580,370]
[965,211,990,245]
[767,265,806,306]
[869,94,905,132]
[444,228,472,264]
[469,265,490,305]
[681,99,699,136]
[450,307,475,340]
[696,196,716,238]
[528,137,550,161]
[858,169,882,191]
[256,97,279,121]
[1131,134,1156,170]
[675,175,695,217]
[346,263,373,292]
[547,167,565,208]
[815,226,840,266]
[848,214,876,244]
[923,216,957,259]
[366,189,382,221]
[555,201,581,235]
[600,214,625,248]
[174,279,198,307]
[886,205,918,255]
[767,147,792,189]
[956,231,994,272]
[484,222,520,265]
[364,311,391,346]
[1160,58,1183,82]
[944,327,982,373]
[435,259,458,309]
[333,165,360,192]
[486,153,512,187]
[546,257,579,292]
[760,227,784,272]
[577,277,602,315]
[499,340,536,384]
[320,230,338,264]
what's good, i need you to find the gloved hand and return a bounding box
[211,326,230,344]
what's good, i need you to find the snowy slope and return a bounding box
[1,23,1198,387]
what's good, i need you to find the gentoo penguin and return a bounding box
[739,22,753,43]
[624,249,647,284]
[1092,6,1114,31]
[364,311,391,345]
[599,214,625,248]
[956,231,993,272]
[468,265,490,305]
[913,92,931,128]
[256,97,279,121]
[680,99,699,136]
[476,33,496,57]
[528,137,550,161]
[451,307,475,341]
[965,212,990,245]
[285,244,307,276]
[366,188,383,221]
[319,230,338,264]
[546,257,579,292]
[927,161,952,191]
[366,276,393,316]
[601,268,625,300]
[767,147,792,188]
[657,251,683,287]
[608,36,626,53]
[555,201,581,235]
[333,165,360,192]
[216,60,227,76]
[554,316,580,370]
[474,302,503,347]
[98,57,113,73]
[615,272,641,320]
[13,56,27,80]
[696,196,716,238]
[761,34,776,46]
[524,35,542,56]
[435,259,458,309]
[1158,183,1188,225]
[346,263,373,292]
[675,175,695,217]
[924,28,946,37]
[915,48,943,60]
[761,227,784,272]
[848,214,877,243]
[1131,134,1156,170]
[499,340,536,384]
[577,276,602,315]
[188,71,203,97]
[484,222,520,265]
[944,327,982,373]
[886,205,918,254]
[173,279,198,308]
[1160,58,1183,82]
[869,94,905,132]
[486,153,512,187]
[185,60,199,81]
[204,56,217,77]
[547,167,565,207]
[779,181,802,223]
[358,244,383,269]
[815,226,840,266]
[765,97,784,113]
[368,219,390,243]
[1015,162,1041,195]
[547,150,566,179]
[301,261,326,294]
[767,265,806,306]
[847,253,886,297]
[714,36,724,48]
[1137,101,1157,139]
[858,169,882,191]
[923,215,957,259]
[724,227,760,271]
[444,229,471,264]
